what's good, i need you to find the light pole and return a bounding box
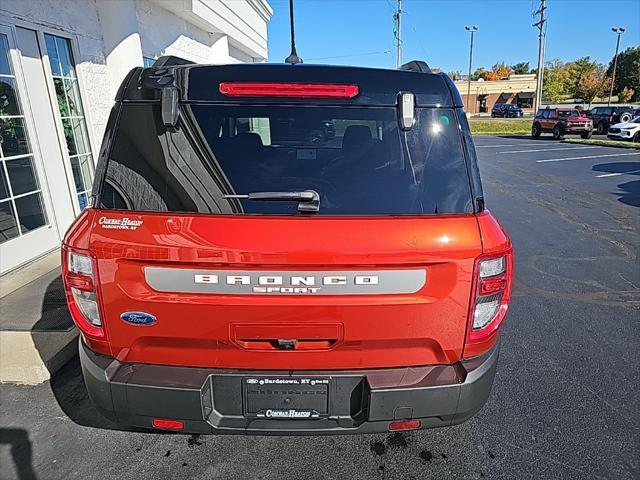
[465,25,478,114]
[608,26,625,106]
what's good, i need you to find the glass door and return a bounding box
[43,33,94,211]
[0,26,59,274]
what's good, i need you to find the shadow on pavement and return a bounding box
[0,428,38,480]
[48,356,145,432]
[616,180,640,207]
[27,274,138,432]
[592,161,640,207]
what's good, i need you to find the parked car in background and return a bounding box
[607,116,640,142]
[532,108,593,139]
[587,106,635,134]
[491,103,524,118]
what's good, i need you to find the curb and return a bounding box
[0,329,79,385]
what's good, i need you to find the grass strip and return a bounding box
[469,119,531,135]
[562,138,640,150]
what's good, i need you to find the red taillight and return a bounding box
[62,245,104,339]
[388,419,421,431]
[152,418,184,430]
[464,249,514,359]
[219,82,359,98]
[66,272,94,291]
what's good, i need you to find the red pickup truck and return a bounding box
[62,60,513,434]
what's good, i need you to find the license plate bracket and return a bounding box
[243,377,330,419]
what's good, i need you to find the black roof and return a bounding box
[117,63,463,107]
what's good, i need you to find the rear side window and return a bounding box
[98,104,473,215]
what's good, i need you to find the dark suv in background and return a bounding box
[532,108,593,139]
[491,103,524,118]
[588,106,635,134]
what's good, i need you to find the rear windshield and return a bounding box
[98,104,473,215]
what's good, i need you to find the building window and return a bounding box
[143,56,156,68]
[44,34,94,210]
[0,34,48,243]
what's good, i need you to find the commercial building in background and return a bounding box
[454,74,537,115]
[0,0,272,274]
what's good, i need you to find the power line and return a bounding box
[306,50,392,62]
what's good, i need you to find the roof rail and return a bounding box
[400,60,432,73]
[152,55,194,67]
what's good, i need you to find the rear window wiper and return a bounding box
[224,190,320,213]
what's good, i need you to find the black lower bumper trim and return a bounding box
[79,339,500,435]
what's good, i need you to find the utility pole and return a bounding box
[533,0,547,112]
[465,26,478,114]
[608,27,625,106]
[394,0,402,68]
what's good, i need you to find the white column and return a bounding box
[96,0,144,99]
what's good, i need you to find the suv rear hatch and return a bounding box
[85,65,484,370]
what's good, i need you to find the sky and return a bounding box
[267,0,640,73]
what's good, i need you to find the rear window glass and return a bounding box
[98,104,472,215]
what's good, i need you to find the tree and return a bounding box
[471,67,487,81]
[607,46,640,102]
[484,62,512,80]
[511,62,530,75]
[575,66,611,106]
[618,86,634,103]
[447,70,462,80]
[542,59,572,102]
[570,57,599,97]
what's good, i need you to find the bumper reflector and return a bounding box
[388,419,421,431]
[152,418,184,430]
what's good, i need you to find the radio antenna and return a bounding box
[285,0,303,64]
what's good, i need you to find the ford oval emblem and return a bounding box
[121,311,157,326]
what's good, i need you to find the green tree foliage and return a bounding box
[542,59,574,101]
[607,47,640,102]
[511,62,530,75]
[618,86,635,103]
[471,67,486,81]
[542,57,614,103]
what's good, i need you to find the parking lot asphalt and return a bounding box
[1,135,638,480]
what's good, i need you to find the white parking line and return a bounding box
[537,152,640,163]
[499,146,600,154]
[476,143,549,148]
[595,169,640,178]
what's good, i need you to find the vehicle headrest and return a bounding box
[235,132,264,150]
[342,125,373,156]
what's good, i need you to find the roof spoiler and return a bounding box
[152,55,194,67]
[400,60,432,73]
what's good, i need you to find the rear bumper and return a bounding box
[79,339,500,435]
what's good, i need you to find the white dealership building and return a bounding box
[0,0,272,274]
